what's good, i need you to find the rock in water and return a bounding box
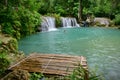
[94,17,110,27]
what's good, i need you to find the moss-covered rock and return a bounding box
[0,34,18,54]
[0,34,25,78]
[0,34,25,63]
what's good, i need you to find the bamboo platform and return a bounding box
[8,53,87,76]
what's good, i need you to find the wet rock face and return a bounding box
[94,17,111,27]
[2,69,30,80]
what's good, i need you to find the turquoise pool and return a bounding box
[19,27,120,80]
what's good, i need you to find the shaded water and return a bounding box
[19,27,120,80]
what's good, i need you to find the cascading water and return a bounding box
[61,17,80,28]
[41,16,57,31]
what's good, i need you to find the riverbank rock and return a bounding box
[0,34,23,52]
[118,26,120,29]
[0,34,25,66]
[94,17,111,27]
[0,37,18,53]
[0,34,25,79]
[1,69,30,80]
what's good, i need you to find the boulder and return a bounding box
[94,17,110,27]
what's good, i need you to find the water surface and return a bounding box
[19,27,120,80]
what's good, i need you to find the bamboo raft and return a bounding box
[8,53,87,76]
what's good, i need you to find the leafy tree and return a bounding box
[0,0,41,39]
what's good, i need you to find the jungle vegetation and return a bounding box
[0,0,120,79]
[0,0,120,39]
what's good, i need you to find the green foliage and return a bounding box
[2,23,15,36]
[0,0,120,37]
[30,72,44,80]
[88,0,111,17]
[54,14,61,27]
[8,38,18,51]
[0,0,41,39]
[65,65,103,80]
[18,7,41,37]
[39,0,79,18]
[113,14,120,25]
[0,7,15,36]
[0,53,10,76]
[65,65,88,80]
[39,0,120,22]
[89,72,102,80]
[54,5,66,16]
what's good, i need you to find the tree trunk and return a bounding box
[5,0,8,6]
[78,0,82,22]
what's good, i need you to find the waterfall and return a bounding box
[41,16,57,31]
[61,17,80,28]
